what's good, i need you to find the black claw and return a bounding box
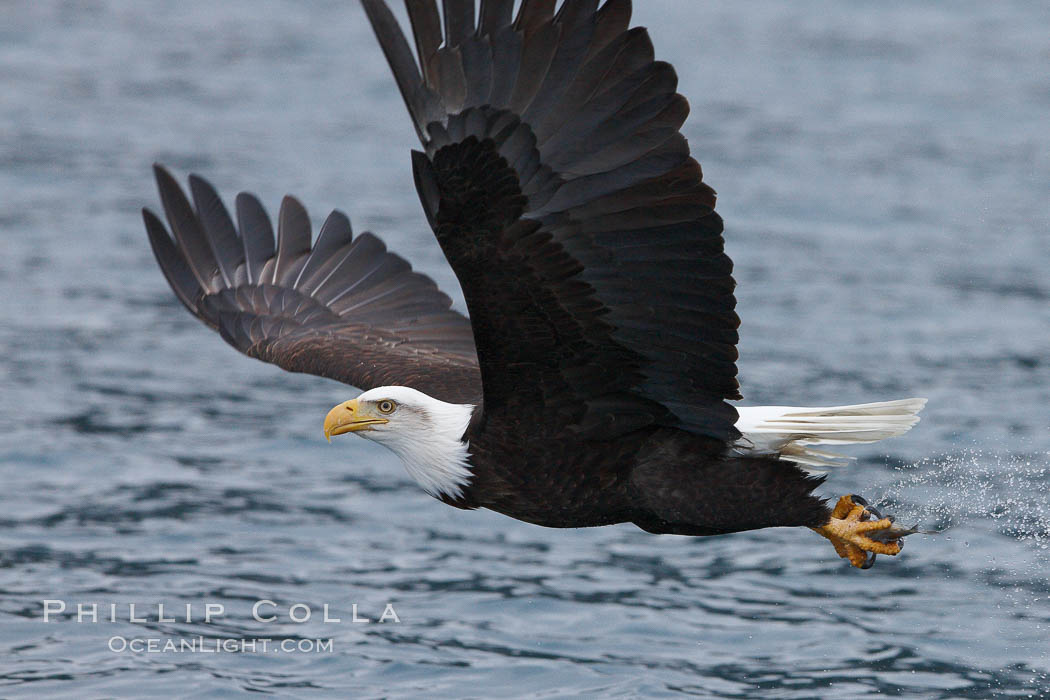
[860,552,877,569]
[850,494,886,521]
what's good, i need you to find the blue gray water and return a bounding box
[2,1,1049,697]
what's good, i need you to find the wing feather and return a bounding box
[144,167,480,403]
[235,192,275,285]
[480,0,514,36]
[143,207,201,313]
[508,23,560,114]
[442,0,475,48]
[365,0,741,440]
[154,164,221,292]
[272,196,312,285]
[294,210,353,289]
[515,0,556,35]
[361,0,437,141]
[188,174,242,287]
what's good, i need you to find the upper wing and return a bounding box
[364,0,741,440]
[143,165,481,404]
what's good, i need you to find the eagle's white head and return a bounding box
[323,386,475,499]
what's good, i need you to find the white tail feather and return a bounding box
[733,398,927,472]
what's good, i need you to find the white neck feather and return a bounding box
[354,386,475,500]
[384,404,474,500]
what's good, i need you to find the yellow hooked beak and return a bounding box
[323,399,389,442]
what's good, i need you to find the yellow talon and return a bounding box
[813,495,903,569]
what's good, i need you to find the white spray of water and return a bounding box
[869,450,1050,689]
[871,449,1050,551]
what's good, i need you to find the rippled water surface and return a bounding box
[2,1,1049,697]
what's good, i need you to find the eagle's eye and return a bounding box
[377,400,396,414]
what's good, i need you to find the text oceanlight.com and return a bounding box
[108,637,335,654]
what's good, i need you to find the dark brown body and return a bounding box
[449,408,831,536]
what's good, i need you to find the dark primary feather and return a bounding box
[516,0,556,35]
[144,165,481,404]
[154,165,223,293]
[405,0,442,86]
[272,196,313,285]
[363,0,741,441]
[188,174,242,286]
[143,208,200,313]
[363,0,437,141]
[480,0,513,36]
[293,210,352,288]
[442,0,474,47]
[235,192,275,284]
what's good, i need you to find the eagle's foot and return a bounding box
[813,495,903,569]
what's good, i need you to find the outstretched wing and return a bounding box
[143,165,481,404]
[364,0,740,440]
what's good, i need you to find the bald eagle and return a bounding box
[143,0,926,569]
